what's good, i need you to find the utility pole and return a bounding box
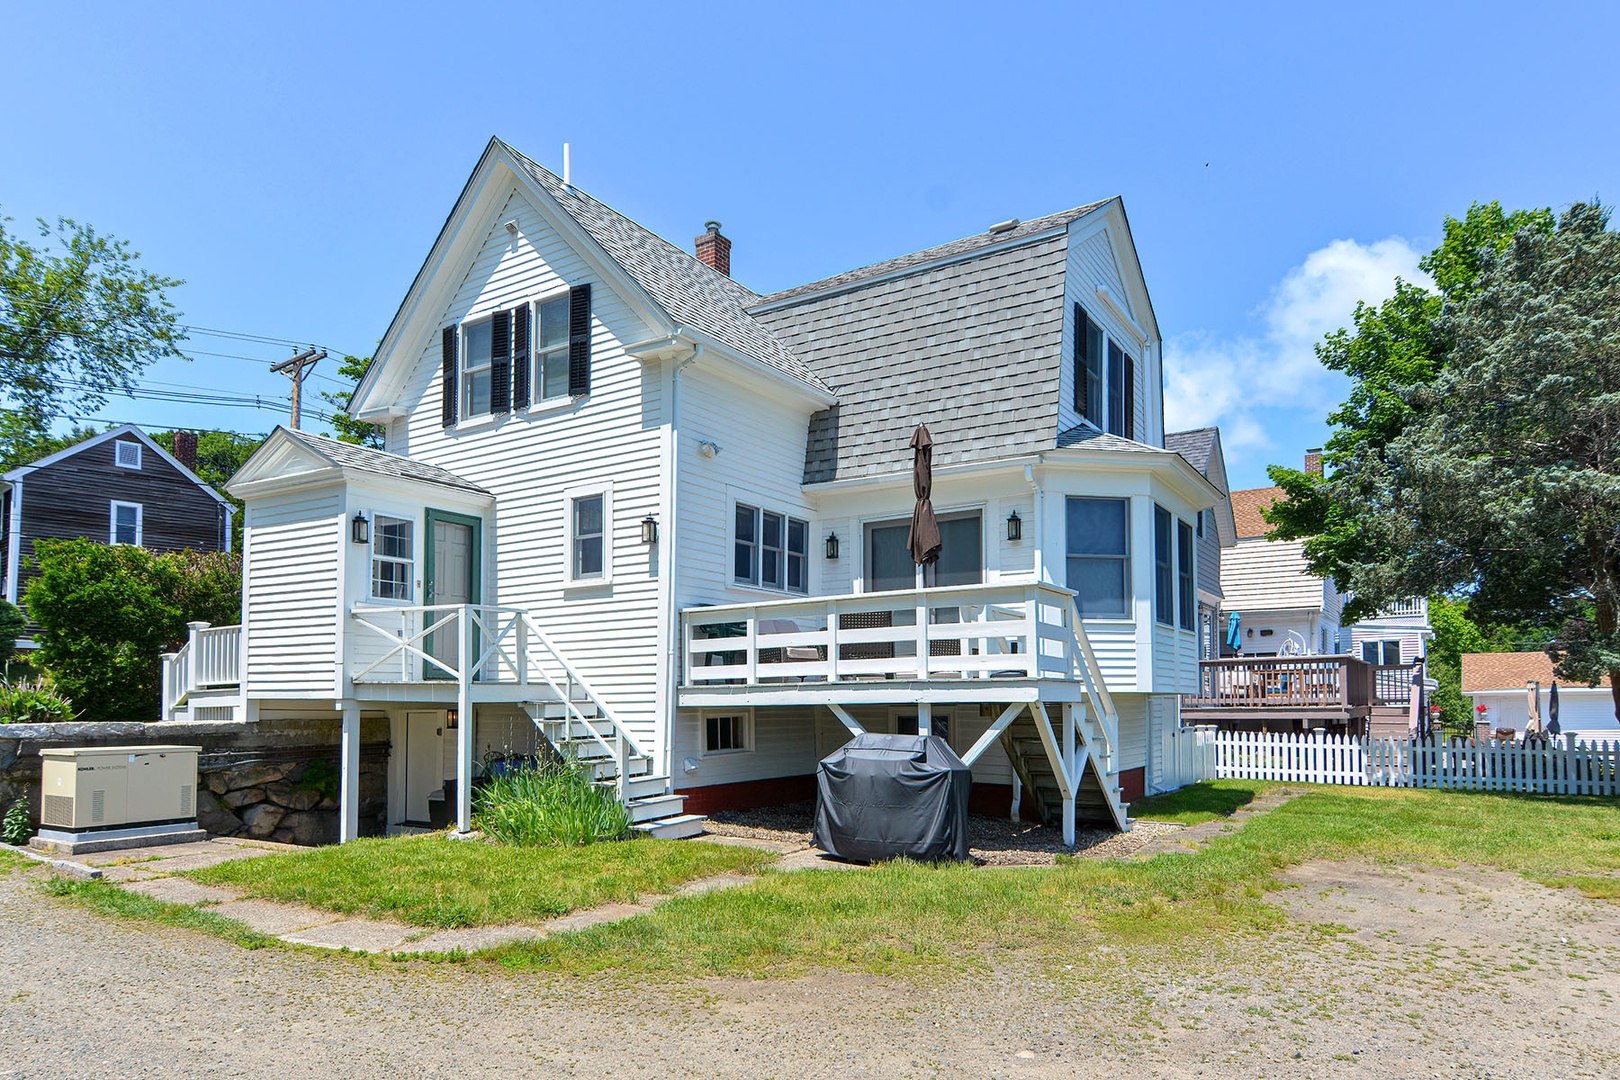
[271,347,325,429]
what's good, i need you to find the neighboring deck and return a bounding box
[1180,655,1421,730]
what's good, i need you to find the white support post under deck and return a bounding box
[917,702,932,737]
[339,700,361,843]
[827,702,866,737]
[456,604,475,833]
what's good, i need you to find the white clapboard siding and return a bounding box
[1152,621,1197,693]
[1115,693,1149,772]
[1220,537,1324,612]
[1081,621,1140,691]
[389,186,666,751]
[244,487,341,695]
[1209,729,1620,795]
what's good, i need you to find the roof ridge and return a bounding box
[755,200,1113,309]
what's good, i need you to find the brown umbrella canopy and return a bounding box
[907,424,942,565]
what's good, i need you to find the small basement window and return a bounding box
[114,440,142,469]
[110,501,143,546]
[704,712,751,754]
[371,515,414,600]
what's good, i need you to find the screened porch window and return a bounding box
[1154,505,1174,626]
[1177,518,1194,630]
[1066,497,1128,618]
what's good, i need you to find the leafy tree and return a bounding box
[321,354,383,448]
[1284,203,1620,717]
[1423,597,1537,735]
[150,429,262,549]
[0,213,184,425]
[23,539,240,721]
[0,410,100,471]
[1265,202,1556,622]
[0,597,24,666]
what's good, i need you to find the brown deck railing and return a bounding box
[1184,655,1374,711]
[1373,663,1419,706]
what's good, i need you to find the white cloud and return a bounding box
[1164,237,1431,457]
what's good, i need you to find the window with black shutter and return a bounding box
[511,303,531,409]
[490,308,511,414]
[1125,355,1136,440]
[1076,304,1104,427]
[441,326,458,426]
[568,283,592,397]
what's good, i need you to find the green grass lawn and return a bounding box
[190,834,772,928]
[484,781,1620,978]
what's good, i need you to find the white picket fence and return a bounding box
[1209,729,1620,796]
[1156,725,1220,793]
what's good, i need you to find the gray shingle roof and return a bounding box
[756,202,1111,310]
[500,142,827,393]
[761,231,1073,484]
[283,428,492,496]
[1165,427,1219,476]
[1054,425,1166,453]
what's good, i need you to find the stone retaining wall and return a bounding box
[0,718,390,845]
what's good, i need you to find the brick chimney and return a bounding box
[1305,448,1323,476]
[695,221,731,277]
[173,430,198,472]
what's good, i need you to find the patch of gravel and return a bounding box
[703,802,1185,865]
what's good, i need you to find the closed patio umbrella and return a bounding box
[906,424,942,566]
[1524,679,1544,739]
[1548,681,1562,738]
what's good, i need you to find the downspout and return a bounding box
[4,478,21,605]
[660,343,702,791]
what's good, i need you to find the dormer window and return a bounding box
[114,440,142,469]
[1073,304,1135,439]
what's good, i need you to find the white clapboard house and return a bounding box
[162,138,1222,845]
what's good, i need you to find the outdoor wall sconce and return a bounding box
[825,532,840,560]
[698,440,721,458]
[445,707,459,729]
[351,511,370,545]
[1006,510,1022,542]
[640,514,659,544]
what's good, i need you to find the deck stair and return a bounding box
[523,700,704,839]
[999,705,1129,831]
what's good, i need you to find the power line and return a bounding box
[0,321,351,387]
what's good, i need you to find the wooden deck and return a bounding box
[1180,656,1419,731]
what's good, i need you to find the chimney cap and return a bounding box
[704,220,724,233]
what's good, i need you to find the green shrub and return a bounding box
[0,678,74,723]
[473,759,631,846]
[2,799,31,845]
[22,539,240,721]
[0,598,24,666]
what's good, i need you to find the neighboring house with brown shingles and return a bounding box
[1,425,232,644]
[1462,652,1620,741]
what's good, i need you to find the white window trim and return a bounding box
[1064,496,1132,620]
[113,440,142,469]
[700,708,753,756]
[459,313,496,424]
[729,500,811,596]
[109,500,143,546]
[368,512,416,604]
[564,483,613,585]
[857,505,986,593]
[528,288,575,408]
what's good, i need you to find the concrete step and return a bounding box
[626,793,687,824]
[632,814,706,840]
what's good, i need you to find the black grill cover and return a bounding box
[814,733,972,862]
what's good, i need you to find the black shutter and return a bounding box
[568,282,592,397]
[491,309,511,414]
[512,304,531,409]
[1073,302,1087,417]
[441,325,458,426]
[1125,355,1136,441]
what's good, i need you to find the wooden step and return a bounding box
[607,773,671,800]
[632,814,706,840]
[626,793,687,823]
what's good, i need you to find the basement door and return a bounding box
[404,710,445,824]
[424,509,482,678]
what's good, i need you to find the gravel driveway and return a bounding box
[3,859,1618,1079]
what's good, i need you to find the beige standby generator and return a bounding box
[34,745,208,855]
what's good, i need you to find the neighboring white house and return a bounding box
[1164,428,1234,662]
[1463,652,1620,742]
[1220,470,1344,657]
[1347,599,1433,668]
[162,137,1223,845]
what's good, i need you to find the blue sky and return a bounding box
[3,1,1615,488]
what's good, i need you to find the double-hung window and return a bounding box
[1066,497,1129,618]
[534,294,571,402]
[571,493,606,580]
[461,317,493,416]
[1154,505,1174,626]
[734,504,808,593]
[371,515,414,600]
[1177,518,1195,630]
[1075,305,1105,427]
[110,501,142,546]
[1107,340,1130,437]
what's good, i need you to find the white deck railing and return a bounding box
[160,621,244,719]
[682,580,1087,685]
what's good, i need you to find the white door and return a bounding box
[426,518,475,675]
[404,710,443,823]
